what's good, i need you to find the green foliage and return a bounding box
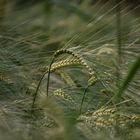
[117,55,140,100]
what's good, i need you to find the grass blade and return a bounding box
[117,55,140,100]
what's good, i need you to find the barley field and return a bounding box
[0,0,140,140]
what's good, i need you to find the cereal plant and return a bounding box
[0,0,140,140]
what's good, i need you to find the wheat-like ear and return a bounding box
[50,58,97,82]
[40,57,92,74]
[88,75,97,86]
[56,70,76,87]
[78,108,140,133]
[50,58,82,72]
[53,89,75,104]
[92,108,117,116]
[54,49,76,57]
[54,49,96,76]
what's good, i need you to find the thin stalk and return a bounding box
[31,71,48,113]
[79,85,90,114]
[31,56,55,113]
[46,56,55,97]
[115,0,122,90]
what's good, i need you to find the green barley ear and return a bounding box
[92,108,117,118]
[50,58,82,72]
[57,70,76,87]
[78,108,140,136]
[88,74,97,86]
[53,89,75,104]
[39,58,82,73]
[54,49,76,57]
[53,48,97,78]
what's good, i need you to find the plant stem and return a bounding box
[115,0,122,90]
